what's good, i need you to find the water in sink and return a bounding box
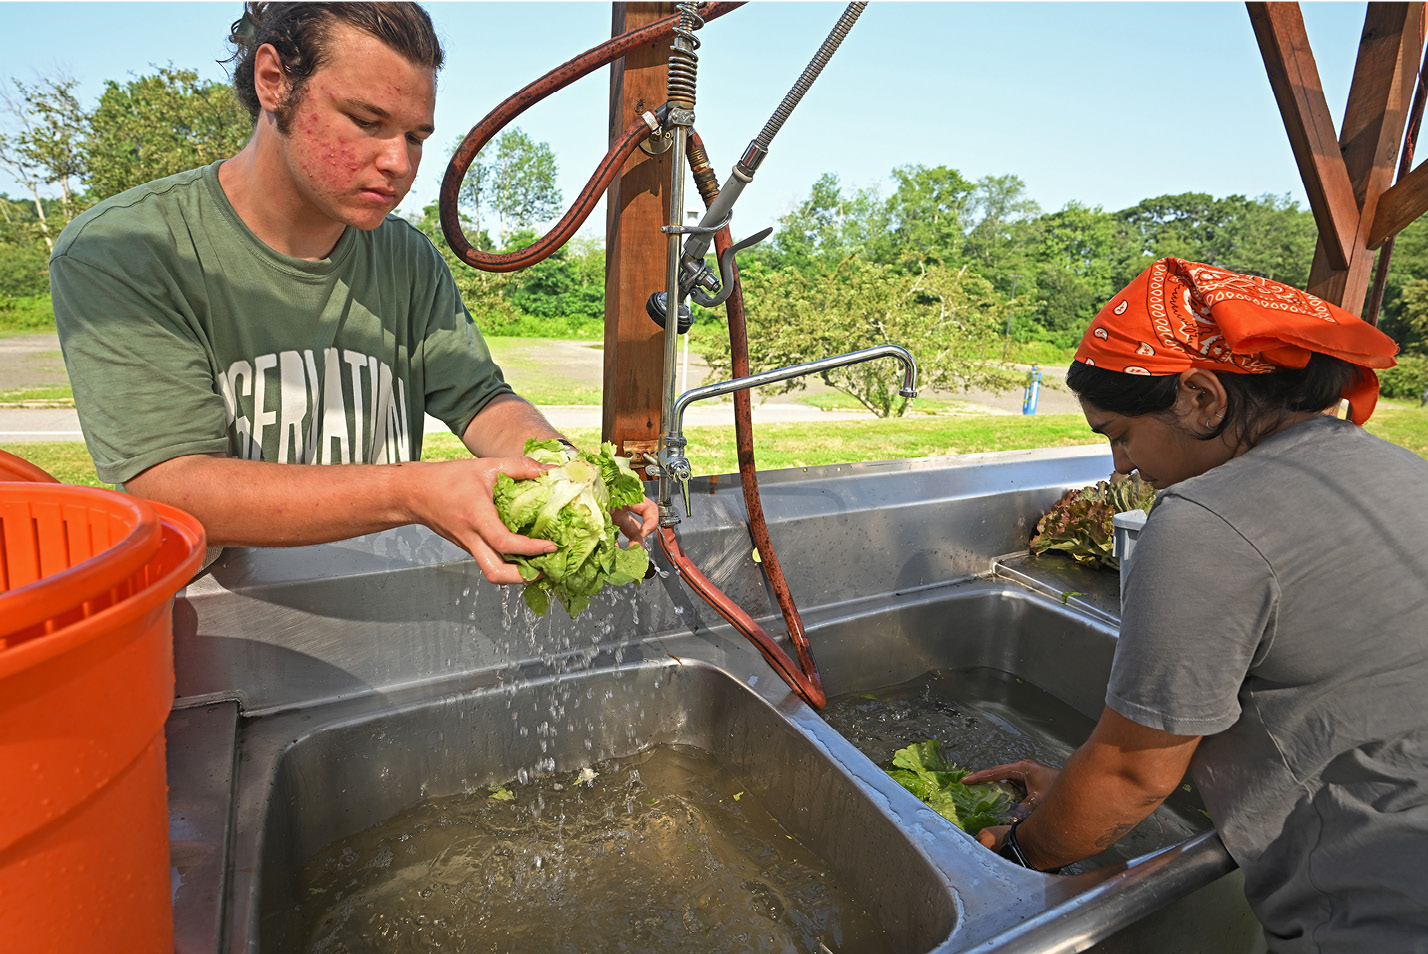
[821,667,1210,868]
[281,743,895,954]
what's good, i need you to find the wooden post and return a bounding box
[603,2,677,469]
[1249,2,1422,314]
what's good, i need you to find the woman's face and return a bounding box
[1080,392,1235,489]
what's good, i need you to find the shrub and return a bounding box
[1379,352,1428,400]
[0,294,57,333]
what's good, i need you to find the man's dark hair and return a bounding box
[226,2,444,133]
[1066,354,1363,448]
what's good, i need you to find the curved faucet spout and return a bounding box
[670,343,917,443]
[653,344,918,515]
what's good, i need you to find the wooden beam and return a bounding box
[1248,2,1361,271]
[1305,2,1419,312]
[1370,143,1428,250]
[602,2,677,467]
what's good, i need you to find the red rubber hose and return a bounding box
[656,130,825,708]
[439,2,744,272]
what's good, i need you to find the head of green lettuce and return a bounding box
[493,439,651,618]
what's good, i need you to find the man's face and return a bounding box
[274,22,436,231]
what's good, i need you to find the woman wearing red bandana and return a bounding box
[966,258,1428,953]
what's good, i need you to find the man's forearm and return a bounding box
[461,393,563,458]
[124,454,433,547]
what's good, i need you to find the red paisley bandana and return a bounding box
[1075,258,1399,424]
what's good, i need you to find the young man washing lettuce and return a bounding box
[50,2,656,583]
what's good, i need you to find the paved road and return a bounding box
[0,332,1081,443]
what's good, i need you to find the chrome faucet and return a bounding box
[645,343,918,523]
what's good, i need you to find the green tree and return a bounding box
[884,164,975,266]
[964,173,1041,272]
[1111,192,1314,287]
[766,172,889,270]
[706,259,1018,417]
[83,66,251,202]
[478,127,561,242]
[0,73,89,249]
[411,201,522,329]
[1208,193,1314,287]
[1372,214,1428,347]
[0,194,49,295]
[1019,201,1124,346]
[503,228,603,324]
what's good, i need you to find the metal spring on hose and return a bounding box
[667,1,704,111]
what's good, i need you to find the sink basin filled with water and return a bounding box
[234,658,956,954]
[821,666,1210,873]
[281,743,894,954]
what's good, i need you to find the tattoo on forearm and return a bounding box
[1095,822,1136,850]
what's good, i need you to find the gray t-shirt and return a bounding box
[1108,414,1428,953]
[50,161,512,485]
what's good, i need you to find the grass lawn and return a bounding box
[420,413,1102,475]
[12,399,1424,488]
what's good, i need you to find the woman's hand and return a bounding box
[964,759,1059,854]
[963,759,1062,851]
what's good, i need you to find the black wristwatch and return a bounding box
[998,819,1038,870]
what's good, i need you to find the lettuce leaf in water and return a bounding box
[887,741,1022,834]
[493,439,650,619]
[1028,472,1157,569]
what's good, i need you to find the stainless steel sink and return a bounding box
[210,584,1261,954]
[165,449,1265,954]
[231,658,957,954]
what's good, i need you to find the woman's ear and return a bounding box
[1178,368,1228,429]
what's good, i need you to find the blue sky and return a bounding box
[0,2,1368,238]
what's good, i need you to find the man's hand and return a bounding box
[612,498,659,545]
[405,455,560,584]
[126,453,562,586]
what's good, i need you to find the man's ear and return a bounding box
[252,43,287,116]
[1177,368,1228,427]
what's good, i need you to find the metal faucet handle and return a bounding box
[666,455,693,516]
[689,226,773,309]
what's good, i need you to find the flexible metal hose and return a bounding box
[750,1,867,154]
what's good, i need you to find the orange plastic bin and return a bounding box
[0,484,205,954]
[0,449,59,483]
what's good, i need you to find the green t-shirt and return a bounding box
[50,160,512,485]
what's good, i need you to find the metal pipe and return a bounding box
[658,127,689,518]
[667,344,918,446]
[656,2,703,519]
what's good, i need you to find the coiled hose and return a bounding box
[438,2,743,273]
